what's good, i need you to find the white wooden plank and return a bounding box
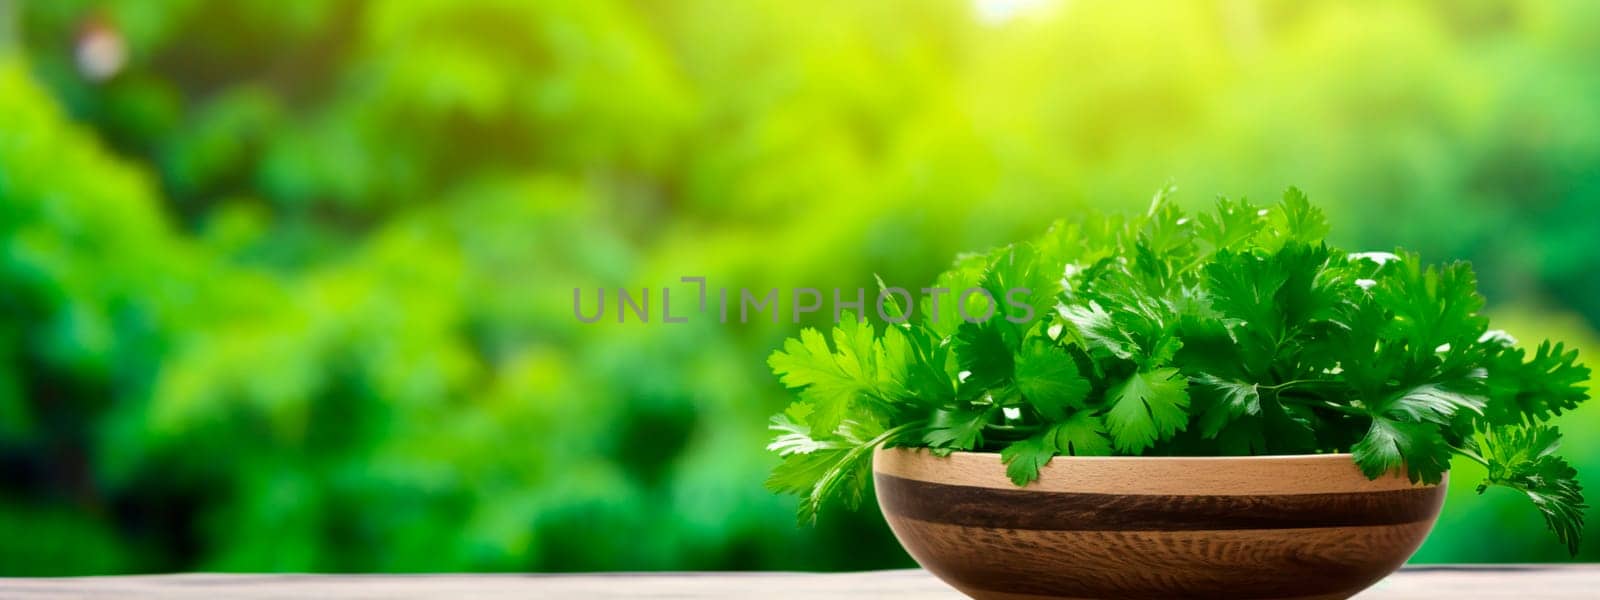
[0,566,1594,599]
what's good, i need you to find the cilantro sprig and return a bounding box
[764,188,1590,553]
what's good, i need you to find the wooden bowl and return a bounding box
[873,448,1446,600]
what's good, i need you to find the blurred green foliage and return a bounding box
[1,0,1598,574]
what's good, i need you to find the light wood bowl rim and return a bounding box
[905,448,1363,462]
[873,446,1445,495]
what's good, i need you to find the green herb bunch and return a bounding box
[764,189,1590,553]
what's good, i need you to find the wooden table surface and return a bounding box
[1,566,1594,599]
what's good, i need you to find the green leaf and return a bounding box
[1268,187,1329,246]
[876,325,914,400]
[766,450,866,525]
[953,321,1015,396]
[1205,250,1290,330]
[1014,339,1091,419]
[1104,368,1191,453]
[1171,313,1242,376]
[1476,424,1586,555]
[766,412,845,457]
[1372,258,1487,359]
[1191,373,1260,438]
[1380,382,1485,426]
[1349,381,1485,485]
[921,406,991,451]
[763,186,1591,549]
[1485,341,1590,424]
[768,312,905,435]
[1351,418,1451,484]
[1071,262,1186,368]
[1058,301,1139,361]
[894,322,957,405]
[1035,219,1114,273]
[1000,426,1058,486]
[1196,197,1265,253]
[874,273,908,321]
[1214,416,1268,455]
[763,415,884,524]
[1204,243,1345,376]
[921,253,990,338]
[1139,190,1196,261]
[1054,411,1112,456]
[981,243,1060,326]
[1260,393,1321,454]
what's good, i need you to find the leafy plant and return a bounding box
[765,188,1591,554]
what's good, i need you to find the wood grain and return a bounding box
[876,474,1443,530]
[874,447,1447,600]
[883,519,1438,599]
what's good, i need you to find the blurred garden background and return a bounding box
[3,0,1600,575]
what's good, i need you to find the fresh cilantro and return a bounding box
[1000,426,1058,486]
[1352,418,1452,485]
[767,312,907,435]
[764,188,1591,553]
[1196,197,1265,253]
[1191,373,1261,438]
[764,410,917,524]
[953,320,1015,396]
[1014,338,1091,419]
[1266,186,1330,248]
[1104,368,1191,453]
[1466,425,1587,555]
[921,406,992,453]
[1054,410,1113,457]
[1485,341,1591,424]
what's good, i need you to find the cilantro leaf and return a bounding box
[1475,425,1587,555]
[1014,339,1090,419]
[764,414,878,524]
[982,243,1061,327]
[1104,368,1191,453]
[920,253,990,338]
[1380,382,1486,426]
[1190,373,1261,438]
[765,186,1591,552]
[880,310,957,405]
[1351,417,1451,484]
[1054,411,1113,456]
[921,406,992,452]
[1266,186,1329,247]
[1196,197,1265,253]
[768,312,906,435]
[1058,301,1139,361]
[1372,258,1488,359]
[1139,191,1197,263]
[1260,392,1323,454]
[765,413,920,524]
[1214,415,1269,455]
[1351,382,1483,484]
[766,410,845,457]
[1485,341,1591,424]
[1000,426,1058,486]
[953,320,1015,397]
[1064,262,1184,368]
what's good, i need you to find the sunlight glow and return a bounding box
[973,0,1056,25]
